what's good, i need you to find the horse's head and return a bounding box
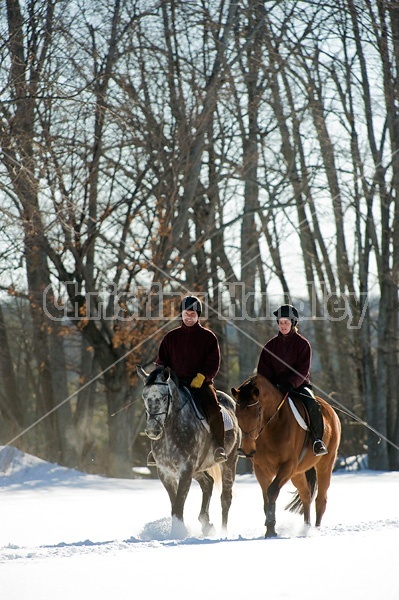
[137,365,172,440]
[231,378,261,458]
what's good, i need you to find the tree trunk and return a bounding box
[0,304,24,439]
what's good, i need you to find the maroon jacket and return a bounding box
[257,329,311,389]
[156,322,220,383]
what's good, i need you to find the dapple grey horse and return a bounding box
[137,365,241,535]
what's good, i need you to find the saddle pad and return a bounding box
[221,406,234,432]
[288,397,309,431]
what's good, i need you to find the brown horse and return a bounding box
[232,374,341,537]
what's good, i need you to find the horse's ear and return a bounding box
[231,387,238,399]
[162,367,171,382]
[137,365,148,383]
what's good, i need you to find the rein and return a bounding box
[239,392,288,441]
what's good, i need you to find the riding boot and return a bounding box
[192,384,227,463]
[307,399,328,456]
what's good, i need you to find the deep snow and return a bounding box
[0,445,398,600]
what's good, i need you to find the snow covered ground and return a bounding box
[0,445,398,600]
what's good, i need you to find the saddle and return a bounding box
[288,390,325,439]
[288,397,309,431]
[288,393,327,458]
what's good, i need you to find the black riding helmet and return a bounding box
[181,295,202,317]
[273,304,299,325]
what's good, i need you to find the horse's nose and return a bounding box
[238,447,256,458]
[240,438,257,457]
[145,426,162,440]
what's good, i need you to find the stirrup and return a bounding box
[147,451,156,466]
[313,440,328,456]
[214,447,227,463]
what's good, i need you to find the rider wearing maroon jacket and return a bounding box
[257,304,328,457]
[148,295,226,465]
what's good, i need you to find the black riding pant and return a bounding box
[190,383,225,448]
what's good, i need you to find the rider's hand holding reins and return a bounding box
[191,373,205,388]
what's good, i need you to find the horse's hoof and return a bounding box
[202,522,216,537]
[171,516,188,539]
[265,528,277,538]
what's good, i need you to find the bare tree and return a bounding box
[1,0,399,474]
[1,0,77,463]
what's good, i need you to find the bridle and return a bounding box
[144,381,172,429]
[237,393,288,442]
[237,399,263,441]
[144,380,190,430]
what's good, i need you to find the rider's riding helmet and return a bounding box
[181,295,202,317]
[273,304,299,325]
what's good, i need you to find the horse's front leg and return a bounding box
[158,469,178,508]
[254,465,276,538]
[171,467,193,523]
[264,497,277,538]
[260,463,293,538]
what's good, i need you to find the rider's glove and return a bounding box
[190,373,206,388]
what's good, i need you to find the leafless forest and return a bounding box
[1,0,398,476]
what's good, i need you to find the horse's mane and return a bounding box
[146,366,179,387]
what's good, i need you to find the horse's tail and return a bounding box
[207,465,222,492]
[285,467,317,515]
